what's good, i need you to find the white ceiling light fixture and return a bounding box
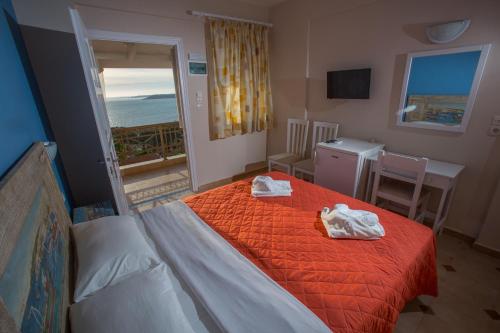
[426,19,471,44]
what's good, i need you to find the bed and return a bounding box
[176,171,438,333]
[0,143,437,333]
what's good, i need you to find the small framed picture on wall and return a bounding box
[188,61,207,76]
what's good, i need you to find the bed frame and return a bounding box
[0,143,72,333]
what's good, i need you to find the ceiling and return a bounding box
[91,40,174,69]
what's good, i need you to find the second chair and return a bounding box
[268,118,309,174]
[292,121,339,181]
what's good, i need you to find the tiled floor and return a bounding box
[395,234,500,333]
[122,163,193,213]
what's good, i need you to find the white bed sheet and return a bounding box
[133,215,221,333]
[138,201,331,333]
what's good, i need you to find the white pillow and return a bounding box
[72,215,159,302]
[70,264,196,333]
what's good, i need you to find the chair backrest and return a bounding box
[373,150,428,203]
[286,118,309,158]
[311,121,339,155]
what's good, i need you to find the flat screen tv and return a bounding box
[327,68,371,99]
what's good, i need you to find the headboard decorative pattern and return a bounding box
[0,143,71,333]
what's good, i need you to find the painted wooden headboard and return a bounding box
[0,143,72,333]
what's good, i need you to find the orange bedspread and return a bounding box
[184,172,438,333]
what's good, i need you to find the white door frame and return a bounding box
[86,29,199,192]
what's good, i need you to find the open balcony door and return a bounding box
[69,8,129,215]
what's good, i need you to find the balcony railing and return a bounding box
[112,121,185,166]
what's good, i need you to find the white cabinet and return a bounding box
[314,138,384,198]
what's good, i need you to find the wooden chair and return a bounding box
[268,118,309,175]
[370,150,430,222]
[292,121,339,181]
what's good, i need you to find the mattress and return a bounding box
[184,172,438,333]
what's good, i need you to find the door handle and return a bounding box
[331,155,339,159]
[105,156,119,164]
[109,165,117,178]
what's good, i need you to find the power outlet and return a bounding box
[488,125,500,136]
[195,91,203,108]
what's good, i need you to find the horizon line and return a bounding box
[106,93,177,99]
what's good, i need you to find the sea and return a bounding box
[105,96,179,128]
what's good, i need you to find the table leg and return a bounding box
[365,160,374,202]
[438,183,457,235]
[433,181,458,235]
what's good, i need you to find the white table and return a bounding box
[365,153,464,234]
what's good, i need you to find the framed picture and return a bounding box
[397,44,491,133]
[188,61,207,76]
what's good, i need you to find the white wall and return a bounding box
[270,0,500,238]
[475,140,500,251]
[475,181,500,251]
[13,0,270,187]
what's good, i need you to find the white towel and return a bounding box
[320,204,385,240]
[251,176,292,197]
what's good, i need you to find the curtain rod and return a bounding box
[188,10,273,27]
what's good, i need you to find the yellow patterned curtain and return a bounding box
[207,19,273,139]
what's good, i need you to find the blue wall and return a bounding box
[407,51,481,96]
[0,0,71,211]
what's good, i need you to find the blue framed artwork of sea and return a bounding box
[0,188,68,332]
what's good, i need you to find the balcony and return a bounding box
[112,121,192,211]
[112,121,185,167]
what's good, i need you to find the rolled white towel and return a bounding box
[320,204,385,240]
[252,176,292,197]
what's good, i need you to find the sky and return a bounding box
[102,68,176,98]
